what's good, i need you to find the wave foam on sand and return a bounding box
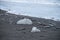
[0,8,60,21]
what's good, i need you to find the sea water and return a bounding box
[0,1,60,21]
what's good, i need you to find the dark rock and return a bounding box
[40,35,44,37]
[17,28,26,31]
[56,28,60,29]
[40,23,47,26]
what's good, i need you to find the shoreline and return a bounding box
[0,9,58,24]
[0,9,60,21]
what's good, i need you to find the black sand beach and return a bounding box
[0,9,60,40]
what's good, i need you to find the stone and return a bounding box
[49,24,54,26]
[44,26,50,28]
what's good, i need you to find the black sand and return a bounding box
[0,9,60,40]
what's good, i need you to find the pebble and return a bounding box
[44,26,50,28]
[49,24,54,27]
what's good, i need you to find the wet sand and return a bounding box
[0,9,60,40]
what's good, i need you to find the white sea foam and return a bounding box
[0,7,60,21]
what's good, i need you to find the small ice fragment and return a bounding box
[38,22,41,24]
[31,27,40,32]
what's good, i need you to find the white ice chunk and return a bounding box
[37,22,41,24]
[17,18,32,24]
[31,27,40,32]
